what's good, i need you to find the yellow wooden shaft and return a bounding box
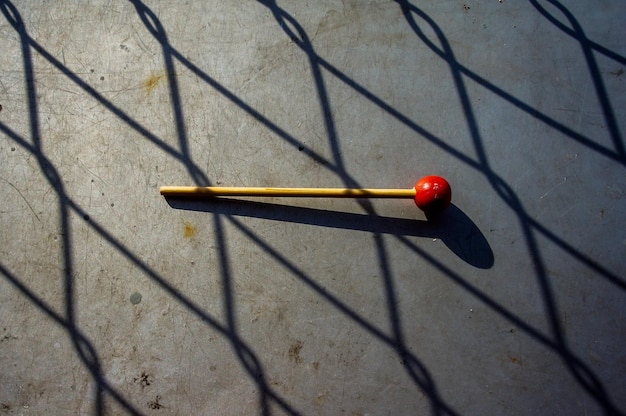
[159,186,416,198]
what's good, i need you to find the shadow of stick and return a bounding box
[166,197,494,269]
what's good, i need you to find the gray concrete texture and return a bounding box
[0,0,624,415]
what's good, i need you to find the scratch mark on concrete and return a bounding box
[1,178,41,222]
[539,177,567,199]
[381,383,393,394]
[300,314,343,324]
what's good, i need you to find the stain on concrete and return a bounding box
[183,221,196,238]
[289,340,303,364]
[130,292,142,305]
[312,393,325,407]
[147,395,164,409]
[142,73,165,94]
[133,372,153,388]
[508,356,522,365]
[1,327,18,343]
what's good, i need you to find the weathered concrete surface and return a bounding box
[1,1,624,415]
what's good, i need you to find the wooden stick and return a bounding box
[159,186,417,198]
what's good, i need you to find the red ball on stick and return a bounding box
[414,175,452,215]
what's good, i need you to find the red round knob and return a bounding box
[414,176,452,215]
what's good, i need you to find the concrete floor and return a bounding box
[1,0,625,415]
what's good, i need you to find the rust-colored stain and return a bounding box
[288,340,303,364]
[183,221,196,238]
[312,394,325,407]
[143,73,165,94]
[508,356,522,365]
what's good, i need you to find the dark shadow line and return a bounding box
[226,214,460,416]
[0,1,155,413]
[0,119,475,347]
[1,0,617,291]
[0,2,445,416]
[389,2,624,290]
[166,197,494,269]
[213,213,272,415]
[172,180,607,413]
[128,0,210,186]
[90,215,295,412]
[370,0,626,169]
[0,263,147,416]
[265,5,354,185]
[0,1,221,181]
[397,2,624,415]
[394,231,626,403]
[2,0,604,288]
[136,20,343,177]
[1,1,101,413]
[0,2,301,412]
[128,1,301,413]
[221,187,620,415]
[7,0,616,412]
[0,118,301,414]
[1,2,296,413]
[3,110,489,416]
[164,49,344,174]
[529,218,626,290]
[529,0,624,158]
[318,51,626,167]
[259,0,626,167]
[254,0,624,290]
[3,0,620,412]
[25,38,194,166]
[73,198,301,415]
[527,0,626,65]
[373,231,455,416]
[258,3,459,415]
